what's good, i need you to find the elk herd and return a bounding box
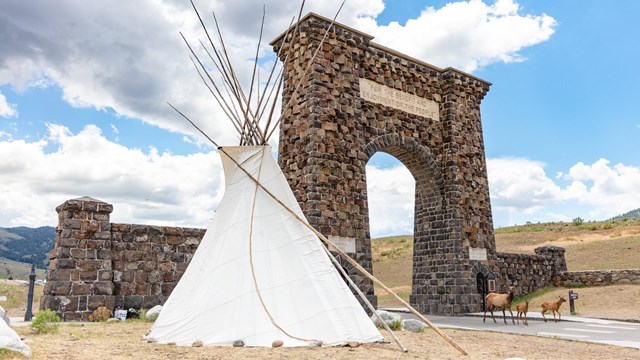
[482,286,567,325]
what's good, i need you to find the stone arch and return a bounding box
[272,13,495,314]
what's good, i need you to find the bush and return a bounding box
[30,309,61,334]
[603,222,613,229]
[572,217,583,226]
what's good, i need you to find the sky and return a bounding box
[0,0,639,237]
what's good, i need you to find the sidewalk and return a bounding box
[382,308,636,325]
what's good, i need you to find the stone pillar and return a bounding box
[535,245,568,276]
[41,196,114,320]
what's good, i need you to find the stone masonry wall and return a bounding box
[272,13,493,314]
[558,269,640,287]
[41,197,205,321]
[494,246,567,296]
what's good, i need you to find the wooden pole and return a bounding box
[321,244,408,352]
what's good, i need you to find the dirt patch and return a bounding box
[9,321,639,360]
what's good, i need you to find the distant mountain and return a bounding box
[0,226,55,268]
[610,208,640,221]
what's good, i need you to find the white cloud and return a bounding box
[0,0,555,146]
[0,123,224,227]
[366,164,415,237]
[0,91,18,118]
[487,157,640,226]
[353,0,556,72]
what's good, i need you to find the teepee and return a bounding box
[147,146,383,346]
[0,310,31,357]
[149,1,466,354]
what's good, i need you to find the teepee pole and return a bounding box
[217,147,468,356]
[321,245,408,352]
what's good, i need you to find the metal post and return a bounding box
[24,264,36,321]
[569,290,575,314]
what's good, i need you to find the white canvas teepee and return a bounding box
[147,146,383,347]
[0,308,31,357]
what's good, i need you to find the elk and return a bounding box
[541,295,566,322]
[516,300,529,325]
[483,286,515,324]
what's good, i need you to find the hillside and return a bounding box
[372,218,640,307]
[610,208,640,221]
[0,225,55,268]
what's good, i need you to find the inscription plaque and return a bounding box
[328,236,356,254]
[359,78,439,120]
[468,247,487,261]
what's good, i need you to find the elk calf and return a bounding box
[516,300,529,325]
[483,286,515,325]
[541,296,566,322]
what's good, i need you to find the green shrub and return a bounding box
[603,222,613,230]
[30,309,61,334]
[572,217,583,226]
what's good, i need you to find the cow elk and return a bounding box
[483,286,515,325]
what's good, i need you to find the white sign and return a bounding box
[359,78,439,120]
[328,236,356,254]
[468,247,487,261]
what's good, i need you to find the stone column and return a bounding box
[41,197,114,320]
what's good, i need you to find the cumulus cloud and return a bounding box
[354,0,556,71]
[0,123,224,227]
[0,0,555,146]
[0,91,17,118]
[366,164,415,237]
[488,157,640,225]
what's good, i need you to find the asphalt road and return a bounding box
[388,309,640,350]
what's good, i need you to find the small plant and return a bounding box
[30,309,61,334]
[603,222,613,230]
[388,320,402,330]
[572,217,584,226]
[377,320,401,330]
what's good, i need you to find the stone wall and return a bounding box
[558,269,640,287]
[494,246,567,296]
[41,197,205,321]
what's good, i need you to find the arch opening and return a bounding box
[366,152,415,308]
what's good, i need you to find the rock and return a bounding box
[192,340,203,347]
[401,319,426,333]
[232,340,245,347]
[272,340,283,347]
[371,310,402,327]
[309,340,323,347]
[145,305,162,321]
[88,306,111,322]
[347,341,360,348]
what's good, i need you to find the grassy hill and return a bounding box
[0,225,55,268]
[372,218,640,307]
[0,257,47,280]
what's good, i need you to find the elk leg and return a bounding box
[541,309,547,322]
[509,308,515,324]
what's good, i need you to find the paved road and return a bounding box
[386,309,640,349]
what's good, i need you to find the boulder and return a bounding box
[145,305,162,321]
[401,319,426,333]
[88,306,111,322]
[370,310,402,327]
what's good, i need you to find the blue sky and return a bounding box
[1,0,639,236]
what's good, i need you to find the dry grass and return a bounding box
[0,280,43,317]
[4,321,639,360]
[517,285,640,322]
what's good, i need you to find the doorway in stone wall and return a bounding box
[367,152,415,308]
